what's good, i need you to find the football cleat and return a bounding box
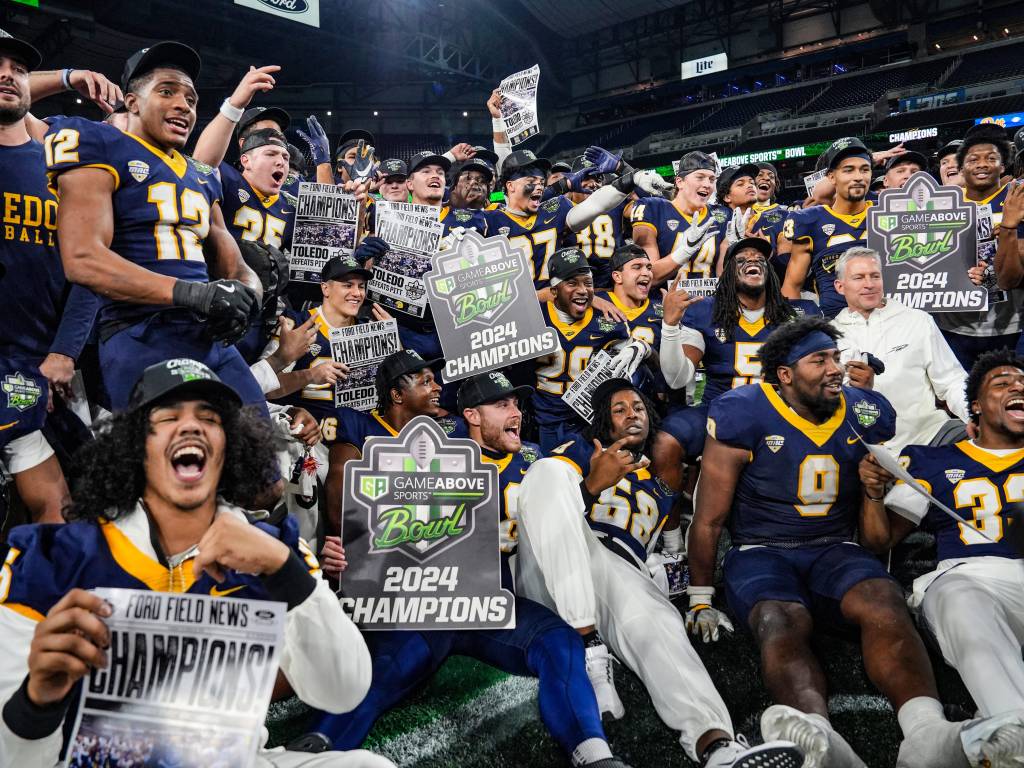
[285,732,332,753]
[761,704,866,768]
[584,643,625,720]
[704,735,805,768]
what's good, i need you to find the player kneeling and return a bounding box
[515,379,804,768]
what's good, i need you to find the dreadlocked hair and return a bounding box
[65,398,280,521]
[584,387,661,459]
[712,249,796,342]
[965,348,1024,425]
[758,316,842,385]
[375,372,417,413]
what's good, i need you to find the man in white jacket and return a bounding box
[831,247,969,451]
[0,359,391,768]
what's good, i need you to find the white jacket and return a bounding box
[831,298,968,452]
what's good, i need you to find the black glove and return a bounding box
[237,240,289,311]
[172,279,257,343]
[865,352,886,376]
[353,236,389,265]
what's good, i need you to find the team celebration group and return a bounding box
[2,27,1024,768]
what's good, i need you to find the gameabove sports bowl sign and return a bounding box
[867,171,985,314]
[234,0,319,27]
[424,229,559,381]
[340,417,515,631]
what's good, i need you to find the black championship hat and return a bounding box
[548,247,591,285]
[610,243,649,272]
[380,158,408,179]
[457,370,533,412]
[129,358,241,411]
[884,150,928,172]
[676,151,717,178]
[321,253,372,282]
[408,150,452,174]
[821,137,871,172]
[549,161,572,174]
[236,106,291,138]
[501,149,551,181]
[376,350,444,390]
[724,236,772,264]
[0,29,41,71]
[335,129,375,161]
[716,163,759,201]
[122,41,201,91]
[590,377,642,415]
[240,127,288,155]
[454,156,495,183]
[935,139,963,162]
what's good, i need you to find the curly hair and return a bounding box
[757,316,842,385]
[584,385,661,460]
[375,372,418,413]
[713,246,796,342]
[66,397,280,521]
[965,348,1024,425]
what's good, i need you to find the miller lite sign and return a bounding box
[681,52,728,80]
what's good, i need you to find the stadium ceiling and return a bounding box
[513,0,684,36]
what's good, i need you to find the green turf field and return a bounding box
[267,532,975,767]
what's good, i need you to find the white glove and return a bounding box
[438,226,467,252]
[684,586,734,643]
[669,215,718,267]
[725,207,753,245]
[661,525,684,555]
[607,339,650,378]
[633,169,675,197]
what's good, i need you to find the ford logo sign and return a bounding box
[256,0,309,13]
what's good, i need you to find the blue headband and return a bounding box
[784,331,838,366]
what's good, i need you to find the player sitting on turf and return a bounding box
[860,349,1024,737]
[689,317,1024,768]
[515,378,804,768]
[0,359,389,767]
[305,371,631,768]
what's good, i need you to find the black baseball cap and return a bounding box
[380,158,408,179]
[590,377,642,415]
[0,29,41,71]
[871,175,885,191]
[936,139,963,162]
[321,254,371,282]
[457,370,533,412]
[240,127,288,155]
[122,41,201,92]
[237,106,290,138]
[471,146,499,165]
[376,350,444,390]
[724,236,772,264]
[408,150,451,174]
[716,163,759,200]
[611,243,649,272]
[501,149,551,181]
[676,151,717,178]
[821,137,871,171]
[548,247,591,285]
[454,157,495,182]
[756,161,779,179]
[335,129,375,161]
[884,150,928,173]
[549,161,572,174]
[129,358,241,411]
[286,143,307,174]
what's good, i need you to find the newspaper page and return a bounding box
[368,201,444,318]
[66,588,285,768]
[330,319,401,410]
[499,64,541,146]
[562,350,616,423]
[290,182,361,284]
[678,277,718,298]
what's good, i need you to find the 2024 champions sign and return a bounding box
[340,417,514,630]
[424,229,559,382]
[867,171,985,313]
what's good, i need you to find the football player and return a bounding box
[515,378,804,768]
[376,158,408,203]
[220,128,296,250]
[447,155,494,211]
[861,349,1024,728]
[0,32,95,523]
[0,359,389,767]
[936,140,963,186]
[689,317,1021,768]
[881,150,927,190]
[713,164,759,271]
[782,138,875,318]
[45,41,266,411]
[308,372,629,768]
[749,163,791,278]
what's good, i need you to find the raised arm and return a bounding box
[191,65,280,168]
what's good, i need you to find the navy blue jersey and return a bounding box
[630,197,726,279]
[219,163,296,250]
[533,303,630,427]
[708,383,896,543]
[783,203,872,317]
[898,441,1023,562]
[682,297,821,403]
[483,196,574,287]
[439,204,488,237]
[750,202,789,254]
[45,118,223,327]
[1,138,97,362]
[596,290,664,350]
[481,443,543,590]
[549,438,672,562]
[567,199,630,288]
[320,407,468,450]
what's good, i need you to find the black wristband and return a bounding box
[171,279,208,314]
[579,480,599,508]
[611,171,635,195]
[2,675,71,740]
[260,550,317,610]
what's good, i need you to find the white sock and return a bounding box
[572,737,613,766]
[807,712,833,732]
[897,696,945,736]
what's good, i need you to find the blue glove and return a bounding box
[566,168,596,194]
[584,145,622,175]
[353,236,389,265]
[296,116,330,166]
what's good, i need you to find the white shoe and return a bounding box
[584,643,624,720]
[704,735,805,768]
[960,711,1024,767]
[760,705,866,768]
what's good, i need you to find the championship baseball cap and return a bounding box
[590,377,642,415]
[611,243,649,272]
[408,150,451,174]
[456,370,533,412]
[676,151,717,178]
[376,350,444,389]
[321,253,371,282]
[724,236,772,264]
[335,129,375,161]
[548,247,591,286]
[236,106,291,138]
[821,137,871,171]
[122,41,201,92]
[501,149,551,181]
[884,150,928,173]
[549,161,572,174]
[129,358,241,411]
[380,158,408,179]
[240,127,288,155]
[454,156,495,182]
[0,29,41,72]
[471,146,500,165]
[935,139,963,162]
[716,163,759,200]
